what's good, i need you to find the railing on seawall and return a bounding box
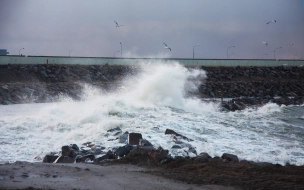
[0,55,303,67]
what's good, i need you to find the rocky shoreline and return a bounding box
[0,64,303,111]
[1,63,304,189]
[39,127,304,190]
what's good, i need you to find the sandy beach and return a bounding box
[0,161,238,190]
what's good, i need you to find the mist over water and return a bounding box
[0,60,303,165]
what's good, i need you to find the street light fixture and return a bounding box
[262,54,268,59]
[114,51,120,57]
[274,47,282,60]
[193,44,200,59]
[227,46,235,59]
[69,50,73,57]
[120,42,122,58]
[19,48,24,55]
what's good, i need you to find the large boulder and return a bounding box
[61,145,78,158]
[128,133,142,145]
[221,153,239,162]
[42,155,59,163]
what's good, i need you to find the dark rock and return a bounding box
[139,139,153,147]
[275,97,286,105]
[0,90,11,100]
[42,155,59,163]
[61,145,78,157]
[71,144,80,151]
[171,145,181,149]
[54,156,74,163]
[188,147,197,156]
[198,152,212,159]
[119,132,129,143]
[128,133,142,145]
[114,144,134,158]
[75,154,95,163]
[165,129,193,142]
[221,153,239,162]
[95,151,115,162]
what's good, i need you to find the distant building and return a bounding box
[0,49,9,55]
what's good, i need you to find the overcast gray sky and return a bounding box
[1,0,303,59]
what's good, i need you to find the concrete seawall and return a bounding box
[1,55,304,67]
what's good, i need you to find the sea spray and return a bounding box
[0,60,304,166]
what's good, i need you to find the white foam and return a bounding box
[0,60,303,166]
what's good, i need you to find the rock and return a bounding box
[64,68,70,76]
[275,97,286,105]
[43,155,59,163]
[171,145,181,149]
[197,152,212,159]
[119,132,129,143]
[221,153,239,162]
[71,144,80,151]
[75,154,95,163]
[114,144,134,158]
[3,100,13,105]
[147,146,170,162]
[54,156,74,163]
[188,147,197,156]
[195,152,212,163]
[128,133,142,145]
[0,90,11,100]
[40,70,48,78]
[61,145,78,158]
[95,151,114,162]
[139,139,153,147]
[165,129,193,142]
[1,85,9,90]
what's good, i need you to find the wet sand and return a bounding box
[0,161,238,190]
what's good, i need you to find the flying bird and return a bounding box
[114,20,123,27]
[163,43,171,51]
[262,42,268,46]
[266,20,276,24]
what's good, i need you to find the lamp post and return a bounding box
[262,54,268,59]
[69,50,73,57]
[274,47,282,60]
[19,48,24,55]
[120,42,122,58]
[114,51,119,57]
[227,46,235,59]
[193,44,200,59]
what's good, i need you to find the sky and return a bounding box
[0,0,304,59]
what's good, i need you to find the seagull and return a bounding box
[266,20,276,24]
[114,20,123,27]
[163,43,171,51]
[262,42,268,46]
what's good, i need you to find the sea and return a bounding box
[0,61,303,166]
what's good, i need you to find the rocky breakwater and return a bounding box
[0,64,303,110]
[42,127,304,190]
[0,64,140,105]
[198,65,304,111]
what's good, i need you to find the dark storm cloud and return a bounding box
[0,0,303,59]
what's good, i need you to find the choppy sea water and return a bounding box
[0,61,303,165]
